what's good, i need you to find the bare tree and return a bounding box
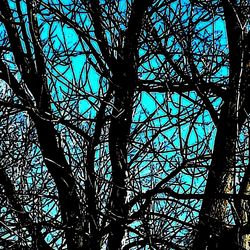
[0,0,249,249]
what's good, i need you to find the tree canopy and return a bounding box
[0,0,249,249]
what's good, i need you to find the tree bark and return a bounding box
[193,1,249,249]
[106,1,154,248]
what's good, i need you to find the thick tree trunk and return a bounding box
[107,71,134,250]
[106,1,153,248]
[192,101,238,249]
[238,166,250,250]
[193,1,249,249]
[84,144,100,249]
[31,115,85,250]
[238,30,250,250]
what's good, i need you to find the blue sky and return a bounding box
[0,0,233,248]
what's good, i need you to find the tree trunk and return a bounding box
[31,115,85,250]
[107,70,135,249]
[193,99,238,249]
[193,1,249,249]
[106,1,153,248]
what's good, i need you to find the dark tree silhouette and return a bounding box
[0,0,249,249]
